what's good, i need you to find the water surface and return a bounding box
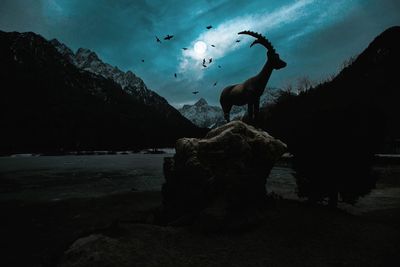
[1,154,398,215]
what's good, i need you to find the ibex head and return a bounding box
[238,30,287,70]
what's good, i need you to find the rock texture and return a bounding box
[58,225,181,267]
[161,121,287,230]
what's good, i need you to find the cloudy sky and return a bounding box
[1,0,399,107]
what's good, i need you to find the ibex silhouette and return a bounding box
[220,31,287,122]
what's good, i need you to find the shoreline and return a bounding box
[1,158,399,266]
[2,189,399,267]
[1,148,176,158]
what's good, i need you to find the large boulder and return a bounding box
[58,225,181,267]
[160,121,287,230]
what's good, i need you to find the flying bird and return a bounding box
[206,25,213,29]
[209,58,213,64]
[182,47,188,50]
[213,82,217,86]
[218,65,222,68]
[211,44,215,47]
[164,35,174,40]
[236,39,241,43]
[202,64,207,68]
[202,58,206,65]
[192,91,199,94]
[174,73,177,78]
[141,59,145,63]
[155,36,161,43]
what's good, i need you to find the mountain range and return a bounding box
[179,90,278,128]
[0,31,205,154]
[50,39,167,109]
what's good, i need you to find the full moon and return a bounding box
[194,41,207,55]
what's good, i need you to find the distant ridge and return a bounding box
[0,30,205,154]
[50,39,171,110]
[179,90,279,128]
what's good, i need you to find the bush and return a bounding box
[261,83,385,206]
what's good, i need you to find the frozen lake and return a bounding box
[0,154,398,214]
[0,153,295,202]
[0,154,170,201]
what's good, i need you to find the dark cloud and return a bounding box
[284,0,400,83]
[0,0,399,107]
[0,0,47,33]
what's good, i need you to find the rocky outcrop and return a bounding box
[58,225,181,267]
[160,121,287,230]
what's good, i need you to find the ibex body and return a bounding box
[220,31,287,122]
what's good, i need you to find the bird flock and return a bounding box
[147,25,234,95]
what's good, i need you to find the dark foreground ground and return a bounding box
[1,165,399,267]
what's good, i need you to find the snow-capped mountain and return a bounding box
[50,39,167,108]
[179,90,279,128]
[0,30,203,153]
[50,38,281,129]
[179,98,225,128]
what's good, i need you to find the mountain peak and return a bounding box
[75,47,100,62]
[335,25,400,82]
[50,39,75,63]
[76,47,93,55]
[179,90,277,128]
[195,98,208,106]
[378,25,400,38]
[366,25,400,53]
[0,30,202,153]
[46,40,156,99]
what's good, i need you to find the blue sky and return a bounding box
[1,0,399,107]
